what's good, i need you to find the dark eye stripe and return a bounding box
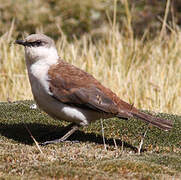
[28,41,42,47]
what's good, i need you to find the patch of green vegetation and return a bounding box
[145,154,181,172]
[0,101,180,179]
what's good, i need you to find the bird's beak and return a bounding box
[15,40,26,46]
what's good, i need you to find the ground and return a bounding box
[0,101,180,179]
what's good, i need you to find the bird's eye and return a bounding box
[29,40,43,47]
[35,40,42,45]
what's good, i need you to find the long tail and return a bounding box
[132,111,173,131]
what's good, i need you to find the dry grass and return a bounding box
[1,25,181,114]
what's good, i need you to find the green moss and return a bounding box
[0,101,180,179]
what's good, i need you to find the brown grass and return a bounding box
[1,25,181,114]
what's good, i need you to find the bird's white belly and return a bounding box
[30,77,109,126]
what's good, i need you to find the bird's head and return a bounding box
[15,34,58,65]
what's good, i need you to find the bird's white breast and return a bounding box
[30,60,53,95]
[26,46,59,95]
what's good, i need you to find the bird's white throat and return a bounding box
[25,46,59,65]
[25,46,59,95]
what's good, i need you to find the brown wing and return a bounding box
[48,59,135,117]
[48,59,173,131]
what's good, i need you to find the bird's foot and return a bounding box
[40,139,79,146]
[39,123,80,146]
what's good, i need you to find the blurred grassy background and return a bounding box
[1,0,181,114]
[1,0,181,39]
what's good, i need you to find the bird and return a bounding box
[15,34,173,145]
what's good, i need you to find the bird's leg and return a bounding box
[59,124,79,141]
[40,123,80,146]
